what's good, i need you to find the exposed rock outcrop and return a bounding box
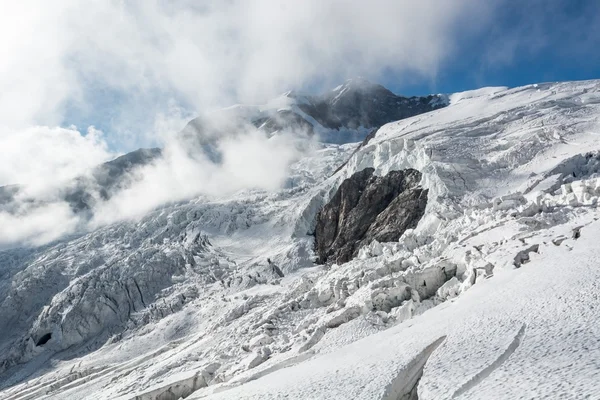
[298,78,446,131]
[315,168,428,264]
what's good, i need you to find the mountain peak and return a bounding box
[330,77,389,96]
[342,76,380,89]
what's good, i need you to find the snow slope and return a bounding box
[194,216,600,399]
[2,80,600,399]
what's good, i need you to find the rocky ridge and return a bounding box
[315,167,427,264]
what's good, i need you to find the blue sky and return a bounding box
[2,0,600,243]
[387,0,600,96]
[3,0,600,157]
[71,0,600,151]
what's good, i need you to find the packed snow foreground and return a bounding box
[2,80,600,399]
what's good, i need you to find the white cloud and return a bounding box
[91,127,311,226]
[0,0,505,152]
[0,0,504,246]
[0,126,112,190]
[0,202,80,247]
[0,2,79,128]
[1,1,502,135]
[73,0,500,107]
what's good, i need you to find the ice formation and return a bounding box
[2,80,600,399]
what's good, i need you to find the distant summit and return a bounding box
[183,78,447,141]
[0,80,446,214]
[299,78,447,130]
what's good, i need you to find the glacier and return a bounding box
[1,79,600,399]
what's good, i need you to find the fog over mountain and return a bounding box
[2,2,600,400]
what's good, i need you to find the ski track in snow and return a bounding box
[380,336,446,400]
[2,80,600,399]
[450,324,526,399]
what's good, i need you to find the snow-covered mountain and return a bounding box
[182,77,447,144]
[0,79,444,217]
[2,79,600,399]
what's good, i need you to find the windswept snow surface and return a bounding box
[2,80,600,399]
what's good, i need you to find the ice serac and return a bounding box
[4,80,600,400]
[0,224,218,376]
[315,167,427,264]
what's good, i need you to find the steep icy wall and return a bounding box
[0,208,225,375]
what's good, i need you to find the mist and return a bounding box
[0,120,317,248]
[90,125,312,227]
[0,0,506,247]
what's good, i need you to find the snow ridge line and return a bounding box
[380,336,446,400]
[450,324,527,399]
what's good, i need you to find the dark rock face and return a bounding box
[315,168,427,264]
[299,78,446,131]
[0,185,19,206]
[254,110,315,136]
[179,115,247,163]
[66,147,163,211]
[182,78,447,144]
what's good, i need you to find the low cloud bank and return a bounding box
[0,121,316,248]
